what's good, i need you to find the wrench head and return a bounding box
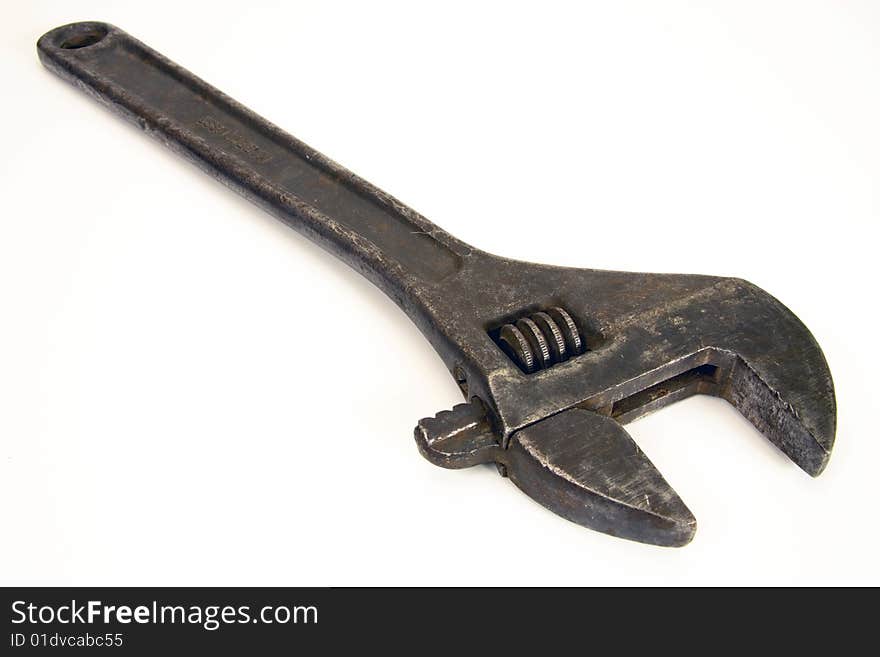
[415,256,835,546]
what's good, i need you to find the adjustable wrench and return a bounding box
[38,22,836,546]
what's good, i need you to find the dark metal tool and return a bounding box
[38,22,836,546]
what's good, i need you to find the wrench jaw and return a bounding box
[502,409,698,547]
[703,279,837,477]
[413,398,698,547]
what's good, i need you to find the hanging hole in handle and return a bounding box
[59,26,108,49]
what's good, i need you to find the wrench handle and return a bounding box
[38,22,465,294]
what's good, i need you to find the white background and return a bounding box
[1,1,877,586]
